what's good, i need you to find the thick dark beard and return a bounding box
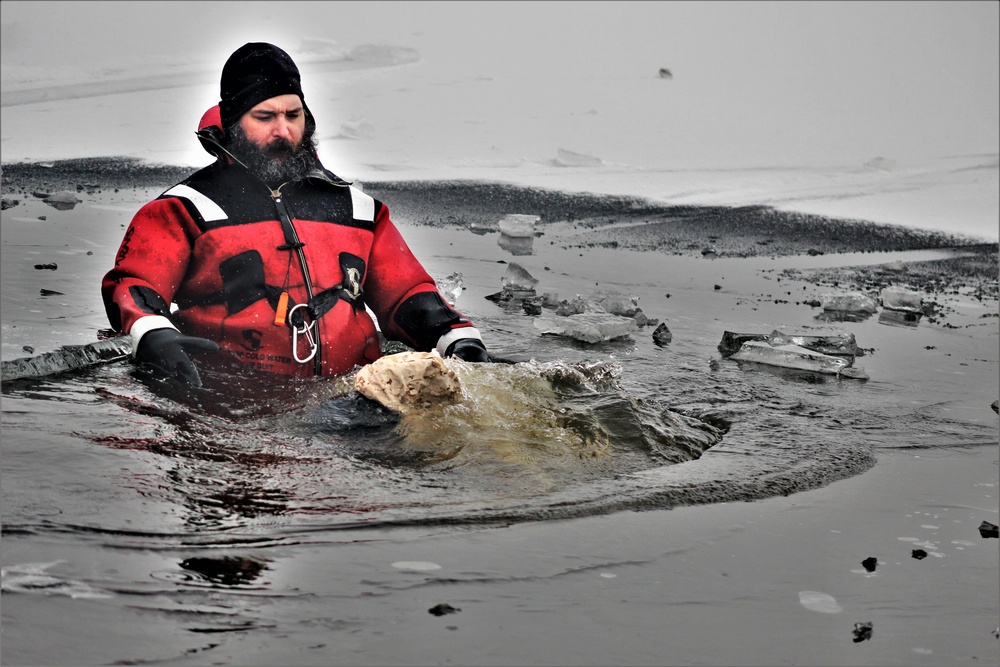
[225,123,319,187]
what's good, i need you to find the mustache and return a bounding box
[262,137,297,157]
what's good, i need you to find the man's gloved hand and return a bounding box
[445,338,490,363]
[135,328,219,387]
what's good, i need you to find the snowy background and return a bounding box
[2,0,997,241]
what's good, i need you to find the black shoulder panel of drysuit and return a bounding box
[162,162,382,234]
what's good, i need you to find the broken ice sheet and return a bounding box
[534,312,638,344]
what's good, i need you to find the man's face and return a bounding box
[238,94,307,159]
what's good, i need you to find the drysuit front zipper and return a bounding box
[271,186,323,376]
[194,129,341,376]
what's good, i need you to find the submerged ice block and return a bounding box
[730,341,868,379]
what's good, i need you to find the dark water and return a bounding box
[2,188,997,665]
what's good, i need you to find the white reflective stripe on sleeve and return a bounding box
[129,316,178,357]
[349,186,375,222]
[435,327,482,357]
[163,184,228,222]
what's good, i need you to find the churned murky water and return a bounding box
[2,186,996,665]
[7,295,992,539]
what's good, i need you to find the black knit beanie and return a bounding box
[219,43,308,129]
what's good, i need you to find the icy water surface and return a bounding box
[2,185,997,664]
[2,183,995,531]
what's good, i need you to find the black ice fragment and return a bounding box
[428,603,461,617]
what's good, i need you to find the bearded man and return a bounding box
[102,43,489,387]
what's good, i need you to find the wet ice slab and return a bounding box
[498,214,539,238]
[880,287,923,312]
[718,330,862,358]
[534,312,638,344]
[1,337,133,382]
[729,340,868,379]
[820,292,878,313]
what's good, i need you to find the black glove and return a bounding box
[135,328,219,387]
[445,338,490,363]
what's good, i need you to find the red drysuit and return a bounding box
[102,106,481,376]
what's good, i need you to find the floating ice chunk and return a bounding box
[43,190,79,204]
[498,214,540,238]
[718,331,861,358]
[392,561,442,572]
[534,313,638,344]
[820,292,878,313]
[652,323,672,346]
[731,341,868,379]
[469,220,496,235]
[586,290,641,317]
[798,590,843,614]
[555,296,589,316]
[880,287,923,312]
[853,621,874,642]
[500,262,539,290]
[41,190,80,210]
[436,272,464,305]
[765,330,861,357]
[1,337,133,382]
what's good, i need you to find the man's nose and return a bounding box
[272,116,295,139]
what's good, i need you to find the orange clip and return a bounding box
[274,291,289,326]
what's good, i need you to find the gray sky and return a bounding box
[3,1,998,165]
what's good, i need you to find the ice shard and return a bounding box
[1,337,133,382]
